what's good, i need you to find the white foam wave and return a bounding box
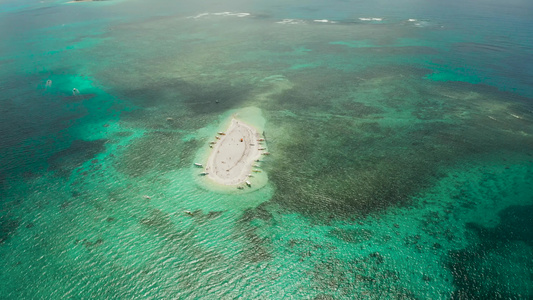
[212,12,250,17]
[188,12,251,19]
[313,19,338,24]
[359,17,383,21]
[414,20,430,27]
[405,19,440,28]
[276,19,305,25]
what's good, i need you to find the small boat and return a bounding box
[194,163,203,167]
[215,136,221,140]
[261,152,271,155]
[245,180,251,187]
[143,195,151,200]
[250,143,255,146]
[252,169,262,173]
[237,186,244,190]
[258,147,266,150]
[200,172,209,176]
[253,164,260,167]
[217,132,226,135]
[257,138,265,141]
[185,210,193,216]
[209,141,216,144]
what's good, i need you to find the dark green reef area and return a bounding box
[1,0,532,298]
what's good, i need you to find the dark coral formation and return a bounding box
[448,204,533,299]
[48,139,107,177]
[0,216,20,244]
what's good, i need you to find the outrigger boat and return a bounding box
[217,132,226,135]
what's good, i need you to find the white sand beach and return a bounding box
[204,118,264,186]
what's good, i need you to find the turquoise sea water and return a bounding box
[1,0,533,298]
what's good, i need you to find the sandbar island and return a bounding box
[203,117,267,187]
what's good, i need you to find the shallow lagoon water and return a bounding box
[1,0,533,298]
